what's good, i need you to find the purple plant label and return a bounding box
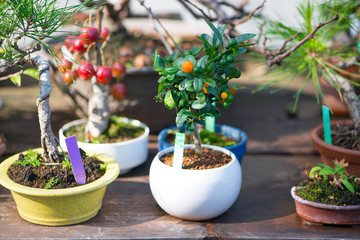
[65,136,86,185]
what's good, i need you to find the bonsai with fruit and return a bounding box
[57,8,150,174]
[148,20,254,220]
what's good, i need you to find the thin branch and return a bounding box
[265,14,339,67]
[233,0,266,26]
[137,0,183,54]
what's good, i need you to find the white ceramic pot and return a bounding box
[149,144,242,220]
[59,118,149,175]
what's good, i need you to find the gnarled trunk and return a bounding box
[31,55,60,162]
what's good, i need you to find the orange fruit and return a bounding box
[182,61,193,73]
[221,92,228,100]
[204,81,209,88]
[203,86,209,94]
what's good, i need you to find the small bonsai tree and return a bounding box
[153,20,255,154]
[0,0,98,161]
[56,6,128,142]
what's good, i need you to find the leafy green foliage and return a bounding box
[153,21,255,135]
[45,177,59,189]
[309,160,355,194]
[15,149,42,167]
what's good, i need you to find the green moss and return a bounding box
[296,177,360,206]
[65,116,145,143]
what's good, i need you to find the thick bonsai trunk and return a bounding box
[86,78,110,137]
[192,123,202,155]
[31,55,60,162]
[332,73,360,129]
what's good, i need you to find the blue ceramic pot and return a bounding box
[157,124,247,164]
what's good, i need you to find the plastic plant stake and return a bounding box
[322,105,332,145]
[65,136,86,185]
[205,100,216,133]
[173,132,185,169]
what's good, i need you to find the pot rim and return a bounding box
[311,119,360,156]
[158,124,247,150]
[59,117,150,146]
[291,186,360,211]
[0,148,120,196]
[154,144,238,172]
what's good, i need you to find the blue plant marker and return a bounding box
[322,105,332,145]
[65,136,86,185]
[173,132,185,169]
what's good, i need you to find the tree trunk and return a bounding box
[31,55,60,162]
[192,123,202,155]
[86,77,110,137]
[332,73,360,129]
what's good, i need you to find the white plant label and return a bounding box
[173,132,185,169]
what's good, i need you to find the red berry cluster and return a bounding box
[59,26,127,100]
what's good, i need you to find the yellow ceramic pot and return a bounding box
[0,148,120,226]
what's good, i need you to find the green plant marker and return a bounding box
[173,132,185,169]
[322,105,332,145]
[205,100,216,133]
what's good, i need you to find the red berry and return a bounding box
[96,66,112,85]
[111,61,126,79]
[111,83,126,100]
[58,59,73,74]
[72,37,87,53]
[63,70,77,84]
[77,62,95,81]
[80,27,98,45]
[100,27,110,43]
[64,35,76,52]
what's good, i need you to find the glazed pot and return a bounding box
[59,117,149,175]
[149,144,242,220]
[311,119,360,176]
[157,124,247,164]
[291,187,360,225]
[0,148,120,226]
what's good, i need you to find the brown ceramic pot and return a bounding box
[291,187,360,225]
[311,119,360,176]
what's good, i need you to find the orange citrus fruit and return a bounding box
[221,92,228,100]
[182,61,193,73]
[203,86,209,94]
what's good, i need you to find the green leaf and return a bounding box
[203,78,216,87]
[205,19,224,50]
[228,83,245,91]
[169,51,179,61]
[197,55,208,68]
[197,34,212,48]
[319,166,334,176]
[158,79,166,94]
[153,50,159,70]
[176,108,188,128]
[162,67,178,75]
[193,77,203,93]
[185,121,195,134]
[342,179,355,194]
[192,99,207,109]
[10,74,21,86]
[164,90,176,109]
[236,48,247,55]
[235,33,256,43]
[23,68,39,80]
[189,46,202,56]
[229,66,241,79]
[309,166,321,178]
[179,79,192,90]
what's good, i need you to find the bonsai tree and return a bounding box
[56,6,129,142]
[0,0,99,161]
[153,20,255,154]
[256,0,360,142]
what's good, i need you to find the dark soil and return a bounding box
[296,178,360,206]
[65,116,145,144]
[328,123,360,151]
[7,149,106,189]
[160,147,232,170]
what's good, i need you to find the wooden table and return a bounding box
[1,80,359,239]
